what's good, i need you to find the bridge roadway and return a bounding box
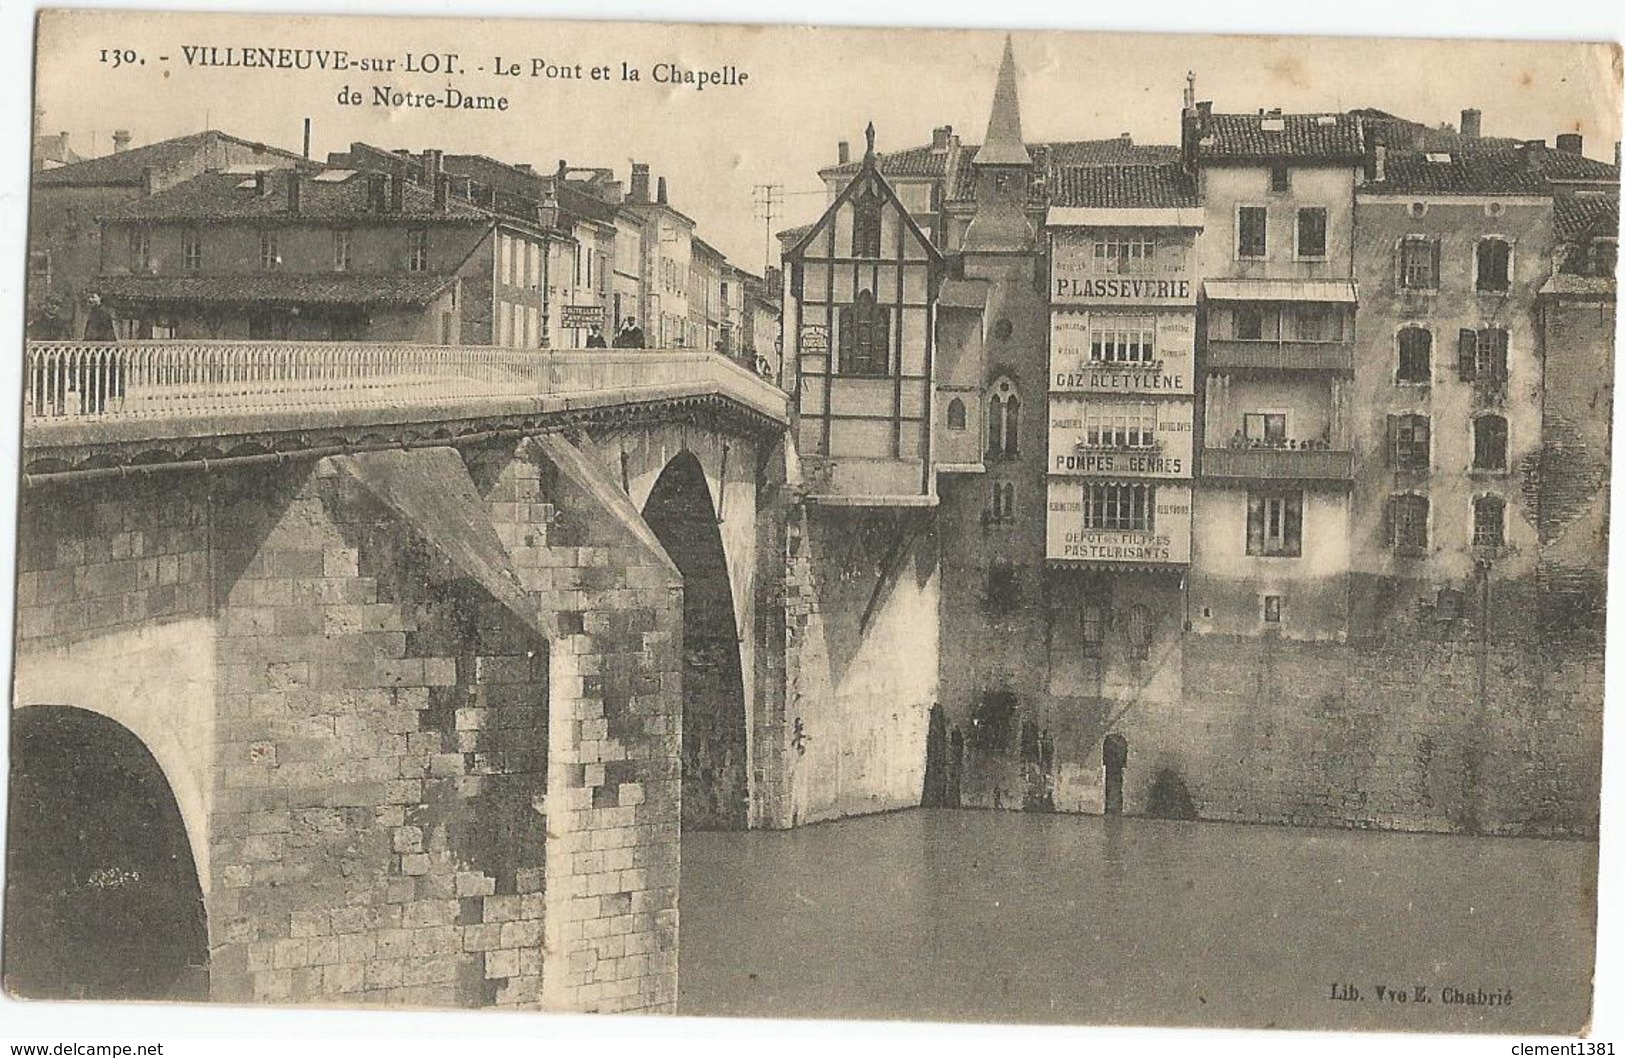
[11,340,806,1014]
[21,341,789,476]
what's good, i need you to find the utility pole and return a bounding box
[752,183,783,277]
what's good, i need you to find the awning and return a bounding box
[937,278,989,311]
[1202,278,1358,304]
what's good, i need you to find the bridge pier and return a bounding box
[10,436,685,1012]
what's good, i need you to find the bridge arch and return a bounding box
[5,706,209,1000]
[641,450,750,830]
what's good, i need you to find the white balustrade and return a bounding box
[22,341,787,429]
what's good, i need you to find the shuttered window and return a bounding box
[1399,236,1440,290]
[1387,414,1430,472]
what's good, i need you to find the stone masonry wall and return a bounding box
[778,505,938,826]
[207,456,554,1007]
[474,436,683,1014]
[1172,574,1603,837]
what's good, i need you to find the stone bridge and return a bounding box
[8,341,924,1013]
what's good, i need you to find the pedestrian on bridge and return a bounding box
[77,293,124,415]
[612,317,646,348]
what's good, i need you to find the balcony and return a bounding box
[1204,339,1352,374]
[1201,446,1354,484]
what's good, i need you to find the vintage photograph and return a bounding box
[5,6,1620,1037]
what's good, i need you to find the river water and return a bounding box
[677,808,1596,1032]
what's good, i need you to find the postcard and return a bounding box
[7,7,1619,1036]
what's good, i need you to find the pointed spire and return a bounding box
[975,35,1031,167]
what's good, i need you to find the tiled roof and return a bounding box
[1195,112,1364,161]
[823,144,954,178]
[35,130,304,187]
[950,139,1180,201]
[1363,144,1619,196]
[1353,110,1523,153]
[101,170,490,223]
[97,272,456,306]
[1049,164,1198,209]
[440,153,620,227]
[1554,194,1619,243]
[776,222,815,244]
[1536,148,1621,183]
[1041,140,1181,167]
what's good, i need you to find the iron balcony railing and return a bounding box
[1201,447,1355,483]
[1204,339,1353,374]
[22,341,789,428]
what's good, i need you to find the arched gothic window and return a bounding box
[838,289,890,376]
[987,378,1020,460]
[947,397,967,431]
[852,185,883,258]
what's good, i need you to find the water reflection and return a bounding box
[678,808,1594,1032]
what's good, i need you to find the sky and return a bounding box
[32,10,1624,276]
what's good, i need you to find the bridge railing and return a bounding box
[22,341,787,425]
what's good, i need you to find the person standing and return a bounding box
[585,324,608,348]
[79,293,121,414]
[613,316,646,349]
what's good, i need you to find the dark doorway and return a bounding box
[922,704,958,808]
[642,453,749,830]
[4,708,209,1001]
[1103,733,1128,816]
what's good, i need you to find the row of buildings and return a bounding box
[27,120,782,368]
[778,40,1615,830]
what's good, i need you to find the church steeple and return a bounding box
[962,36,1034,254]
[975,35,1031,167]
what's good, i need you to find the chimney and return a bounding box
[389,172,405,211]
[56,131,69,157]
[302,117,311,159]
[629,162,650,203]
[1522,139,1547,172]
[837,140,850,165]
[931,126,953,152]
[112,129,131,153]
[140,165,156,197]
[1374,144,1387,183]
[1556,133,1583,155]
[514,163,534,174]
[1182,99,1212,175]
[434,172,449,211]
[285,169,301,213]
[656,175,667,205]
[368,172,387,213]
[557,158,568,179]
[1461,108,1482,141]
